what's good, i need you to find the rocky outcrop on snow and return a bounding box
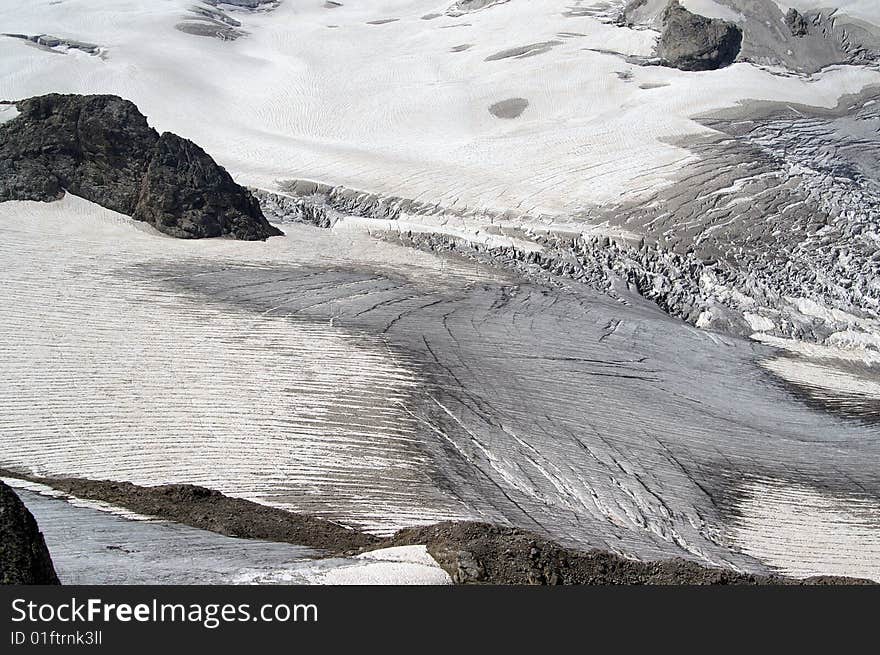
[204,0,280,8]
[622,0,880,73]
[134,133,277,240]
[2,33,103,56]
[785,8,810,38]
[656,1,742,71]
[177,6,247,41]
[0,481,59,585]
[0,94,281,240]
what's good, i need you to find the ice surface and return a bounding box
[0,103,18,124]
[0,196,475,534]
[2,0,880,581]
[2,197,878,578]
[729,476,880,581]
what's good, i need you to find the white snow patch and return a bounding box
[234,545,452,585]
[730,476,880,582]
[744,312,774,332]
[755,333,880,364]
[354,544,441,566]
[761,357,880,399]
[0,0,877,223]
[789,296,873,328]
[681,0,745,23]
[0,103,19,124]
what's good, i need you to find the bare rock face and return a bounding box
[133,133,275,240]
[785,8,810,38]
[0,94,155,212]
[657,1,743,71]
[0,481,60,585]
[0,94,281,240]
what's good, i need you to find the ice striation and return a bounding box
[2,197,878,579]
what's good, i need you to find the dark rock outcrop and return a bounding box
[133,133,275,240]
[0,94,155,212]
[785,8,810,38]
[0,481,60,585]
[657,1,743,71]
[0,94,281,240]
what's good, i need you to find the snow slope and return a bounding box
[1,0,877,218]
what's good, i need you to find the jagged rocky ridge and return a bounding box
[0,480,59,585]
[0,94,281,240]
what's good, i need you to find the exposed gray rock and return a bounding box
[177,1,280,41]
[176,4,247,41]
[657,1,743,71]
[0,94,281,240]
[175,21,246,41]
[0,94,157,213]
[785,8,810,37]
[0,480,59,585]
[450,549,486,583]
[133,133,279,240]
[621,0,880,74]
